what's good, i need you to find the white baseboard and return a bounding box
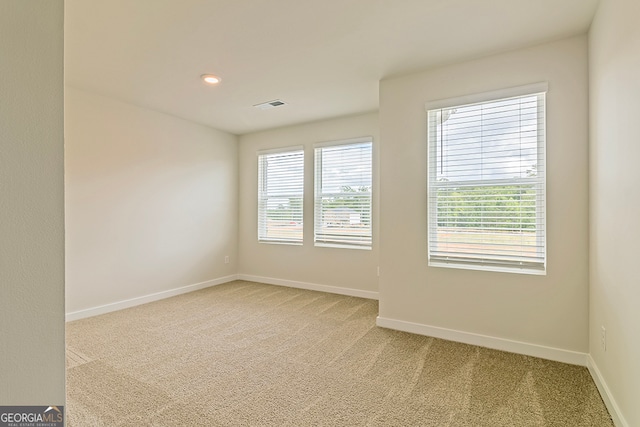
[376,316,588,366]
[237,274,379,300]
[65,275,239,322]
[587,355,628,427]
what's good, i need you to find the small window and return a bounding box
[257,147,304,245]
[314,138,373,249]
[427,84,547,274]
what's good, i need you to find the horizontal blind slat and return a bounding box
[427,90,546,272]
[258,149,304,244]
[315,140,373,248]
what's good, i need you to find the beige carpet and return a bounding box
[66,281,613,426]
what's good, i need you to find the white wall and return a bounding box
[238,113,379,297]
[0,0,65,405]
[589,0,640,425]
[378,36,589,362]
[65,87,238,316]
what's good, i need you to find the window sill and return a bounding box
[258,240,303,246]
[428,260,546,276]
[315,243,372,251]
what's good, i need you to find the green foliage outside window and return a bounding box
[435,185,537,230]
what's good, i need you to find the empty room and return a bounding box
[2,0,639,426]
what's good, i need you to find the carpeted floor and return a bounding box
[66,280,613,426]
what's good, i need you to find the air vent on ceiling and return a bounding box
[253,99,287,110]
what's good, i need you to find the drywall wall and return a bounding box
[65,87,238,316]
[589,0,640,424]
[238,113,379,297]
[0,0,65,405]
[378,36,589,360]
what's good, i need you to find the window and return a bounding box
[427,84,547,274]
[314,138,372,249]
[258,147,304,244]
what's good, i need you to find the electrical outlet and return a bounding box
[224,256,229,264]
[377,266,380,277]
[601,326,606,351]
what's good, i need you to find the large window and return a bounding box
[314,138,372,249]
[257,147,304,244]
[427,84,546,274]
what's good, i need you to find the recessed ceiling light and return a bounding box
[201,74,221,85]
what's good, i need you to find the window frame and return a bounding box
[314,137,373,250]
[257,146,305,245]
[426,83,548,275]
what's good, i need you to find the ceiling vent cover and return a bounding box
[254,99,287,110]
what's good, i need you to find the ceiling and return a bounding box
[65,0,599,135]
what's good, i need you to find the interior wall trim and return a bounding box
[65,275,239,321]
[587,355,628,427]
[376,316,588,366]
[237,274,379,300]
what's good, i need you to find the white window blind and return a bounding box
[258,147,304,244]
[314,138,372,249]
[427,86,546,273]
